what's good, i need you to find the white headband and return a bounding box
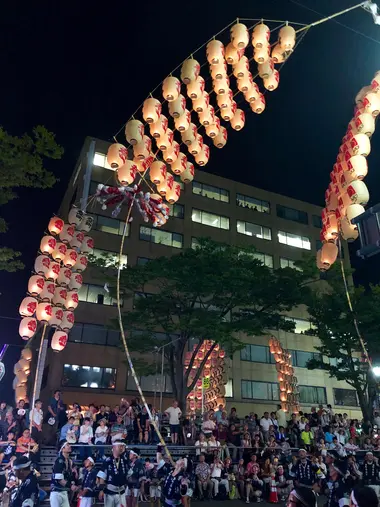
[112,441,126,447]
[60,442,71,454]
[351,491,358,507]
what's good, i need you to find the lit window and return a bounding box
[299,385,326,405]
[93,152,113,170]
[241,380,279,400]
[278,230,311,250]
[62,364,116,389]
[192,209,230,230]
[225,380,233,398]
[91,249,127,269]
[236,193,270,213]
[285,317,316,335]
[168,203,185,219]
[192,181,229,203]
[276,204,308,225]
[78,283,120,306]
[139,226,183,248]
[237,220,271,240]
[280,257,302,271]
[333,388,358,406]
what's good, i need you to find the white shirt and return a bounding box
[30,408,43,426]
[165,406,182,425]
[211,463,223,478]
[79,424,93,443]
[277,410,287,428]
[260,417,271,432]
[95,426,108,443]
[195,440,208,455]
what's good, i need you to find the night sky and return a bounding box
[1,0,380,355]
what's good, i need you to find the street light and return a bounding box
[373,366,380,377]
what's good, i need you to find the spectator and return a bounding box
[111,415,127,443]
[2,411,19,440]
[201,412,216,439]
[59,416,76,445]
[13,400,28,434]
[0,401,8,424]
[137,406,150,443]
[29,399,43,448]
[298,416,307,432]
[207,434,221,460]
[276,405,287,429]
[214,404,224,424]
[108,405,119,425]
[95,418,109,445]
[220,411,229,427]
[216,423,228,447]
[227,424,241,461]
[270,411,279,430]
[300,424,313,451]
[44,389,64,445]
[210,456,229,497]
[345,437,359,453]
[195,433,208,456]
[95,404,109,425]
[78,417,93,459]
[164,400,182,445]
[69,403,83,428]
[325,426,334,445]
[247,413,257,434]
[260,412,272,442]
[228,408,240,426]
[16,428,36,458]
[195,453,213,499]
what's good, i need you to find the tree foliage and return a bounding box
[0,125,63,271]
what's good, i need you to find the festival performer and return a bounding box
[0,430,17,492]
[162,457,187,507]
[275,464,293,501]
[326,458,349,507]
[289,449,318,489]
[360,452,380,495]
[97,440,129,507]
[10,456,39,507]
[287,487,318,507]
[50,441,77,507]
[78,457,98,507]
[126,448,145,507]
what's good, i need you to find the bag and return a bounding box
[48,417,56,426]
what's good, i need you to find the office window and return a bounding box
[62,364,116,389]
[289,350,322,368]
[139,226,183,248]
[240,344,275,363]
[69,323,120,346]
[333,388,358,407]
[280,257,302,271]
[192,181,229,203]
[237,220,271,240]
[253,252,273,268]
[89,214,129,237]
[92,249,127,269]
[285,317,315,334]
[299,385,326,405]
[236,193,270,213]
[168,203,184,219]
[225,380,233,398]
[137,257,151,265]
[276,204,308,225]
[241,380,279,401]
[93,152,113,170]
[78,284,119,306]
[312,215,323,228]
[278,231,311,250]
[192,209,230,230]
[126,374,172,393]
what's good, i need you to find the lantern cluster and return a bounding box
[184,340,227,412]
[269,337,299,413]
[317,73,379,270]
[12,348,32,403]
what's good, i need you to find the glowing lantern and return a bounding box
[258,59,274,79]
[48,216,64,236]
[28,275,44,296]
[157,173,174,196]
[40,281,55,302]
[133,135,152,160]
[158,129,174,152]
[78,215,94,233]
[349,133,371,156]
[40,235,57,255]
[65,290,79,311]
[271,44,285,63]
[81,236,94,254]
[163,141,180,164]
[52,242,67,262]
[142,98,162,124]
[170,152,187,175]
[206,40,224,64]
[280,392,287,402]
[149,115,168,139]
[213,126,228,149]
[74,254,88,273]
[15,386,27,402]
[51,331,68,352]
[346,155,369,180]
[221,102,236,121]
[180,162,195,184]
[63,249,78,268]
[199,106,215,127]
[36,302,52,323]
[193,91,209,112]
[355,113,375,136]
[251,23,270,48]
[213,78,230,95]
[196,400,202,410]
[52,287,67,307]
[264,69,280,91]
[244,83,260,103]
[21,349,32,362]
[346,203,365,223]
[340,216,359,242]
[168,94,186,119]
[150,161,167,185]
[251,94,266,114]
[60,224,75,244]
[325,215,339,240]
[134,156,154,173]
[70,231,85,250]
[237,73,252,93]
[216,91,233,110]
[181,123,197,146]
[19,297,38,317]
[320,242,338,270]
[117,160,138,186]
[46,261,60,281]
[162,76,181,102]
[106,143,128,169]
[125,120,144,145]
[231,22,249,49]
[253,45,270,63]
[166,182,181,204]
[189,400,195,411]
[174,110,191,132]
[205,118,220,138]
[225,42,243,65]
[50,307,64,328]
[58,267,72,286]
[61,311,75,331]
[231,109,245,131]
[233,56,250,78]
[219,349,225,358]
[188,134,203,156]
[196,379,202,388]
[203,368,211,377]
[195,144,210,166]
[34,255,50,276]
[279,25,296,50]
[19,317,37,340]
[180,59,200,84]
[346,180,369,205]
[210,61,227,80]
[363,92,380,116]
[279,381,286,392]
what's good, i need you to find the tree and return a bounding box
[306,275,380,422]
[0,125,63,271]
[115,238,316,409]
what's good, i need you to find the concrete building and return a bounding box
[41,136,361,418]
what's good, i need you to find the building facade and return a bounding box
[41,136,361,418]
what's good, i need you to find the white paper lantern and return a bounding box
[74,254,88,273]
[233,56,250,78]
[206,40,224,64]
[264,69,280,91]
[355,112,375,137]
[51,331,68,352]
[346,155,368,180]
[205,117,221,139]
[198,106,215,126]
[81,236,94,254]
[69,272,83,291]
[28,275,45,296]
[69,231,85,250]
[45,261,60,281]
[349,133,371,156]
[220,101,236,122]
[165,182,182,204]
[279,25,296,50]
[48,216,65,236]
[59,224,75,244]
[320,242,338,269]
[125,119,144,145]
[230,23,249,49]
[34,255,50,276]
[19,317,37,340]
[52,287,68,307]
[63,249,78,268]
[19,297,38,317]
[231,109,245,131]
[142,98,162,124]
[170,153,187,175]
[133,156,154,174]
[237,73,252,93]
[150,161,167,185]
[133,135,152,160]
[156,173,174,197]
[363,92,380,117]
[162,76,181,102]
[57,267,72,286]
[68,206,84,226]
[195,145,210,167]
[251,94,266,114]
[192,91,210,112]
[168,95,186,118]
[251,23,270,48]
[117,160,138,186]
[346,180,370,205]
[163,141,180,164]
[180,162,195,184]
[253,45,270,64]
[181,123,197,146]
[39,281,55,302]
[106,143,129,169]
[174,110,191,132]
[210,61,227,81]
[187,77,205,103]
[65,291,79,311]
[213,78,230,95]
[346,203,365,223]
[180,59,200,84]
[188,134,203,156]
[149,114,168,139]
[50,307,64,328]
[340,216,359,242]
[258,59,274,79]
[244,82,260,103]
[225,42,243,65]
[78,215,94,233]
[271,44,285,63]
[61,311,75,331]
[36,302,53,323]
[213,126,228,149]
[52,242,67,262]
[157,128,174,152]
[40,236,57,255]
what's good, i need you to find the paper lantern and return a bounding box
[69,231,85,250]
[168,94,186,119]
[133,135,152,160]
[251,94,266,114]
[221,101,236,121]
[61,311,74,331]
[199,106,215,127]
[216,90,232,110]
[349,133,371,156]
[150,161,167,184]
[206,40,224,64]
[231,22,249,49]
[46,261,61,281]
[15,386,27,402]
[52,242,67,262]
[193,91,210,112]
[325,215,339,240]
[170,153,187,175]
[244,82,260,103]
[181,123,197,146]
[189,400,196,410]
[225,42,243,65]
[188,134,203,156]
[205,118,220,139]
[52,287,67,307]
[237,73,252,93]
[63,249,78,268]
[57,267,72,286]
[271,44,285,63]
[346,180,369,205]
[78,215,94,233]
[51,331,68,352]
[106,143,129,169]
[49,307,64,328]
[181,59,200,84]
[60,224,75,244]
[264,69,280,91]
[48,217,64,236]
[19,297,38,317]
[195,144,210,167]
[213,126,227,149]
[162,76,181,102]
[363,92,380,116]
[346,203,365,223]
[213,78,230,96]
[340,216,359,242]
[157,173,174,197]
[233,56,250,78]
[74,254,88,273]
[28,275,45,296]
[280,392,287,402]
[117,160,138,186]
[174,109,191,132]
[355,112,375,136]
[81,236,94,254]
[149,114,168,139]
[258,59,274,79]
[180,162,195,184]
[187,76,205,103]
[279,25,296,50]
[65,290,79,311]
[40,235,57,255]
[69,272,83,292]
[125,119,144,145]
[252,23,270,48]
[158,129,174,152]
[142,98,162,124]
[210,61,227,81]
[21,348,32,362]
[40,281,55,302]
[164,141,180,164]
[231,109,245,131]
[371,70,380,91]
[133,156,154,174]
[34,255,50,276]
[253,45,270,63]
[36,302,52,323]
[165,182,181,204]
[320,242,338,269]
